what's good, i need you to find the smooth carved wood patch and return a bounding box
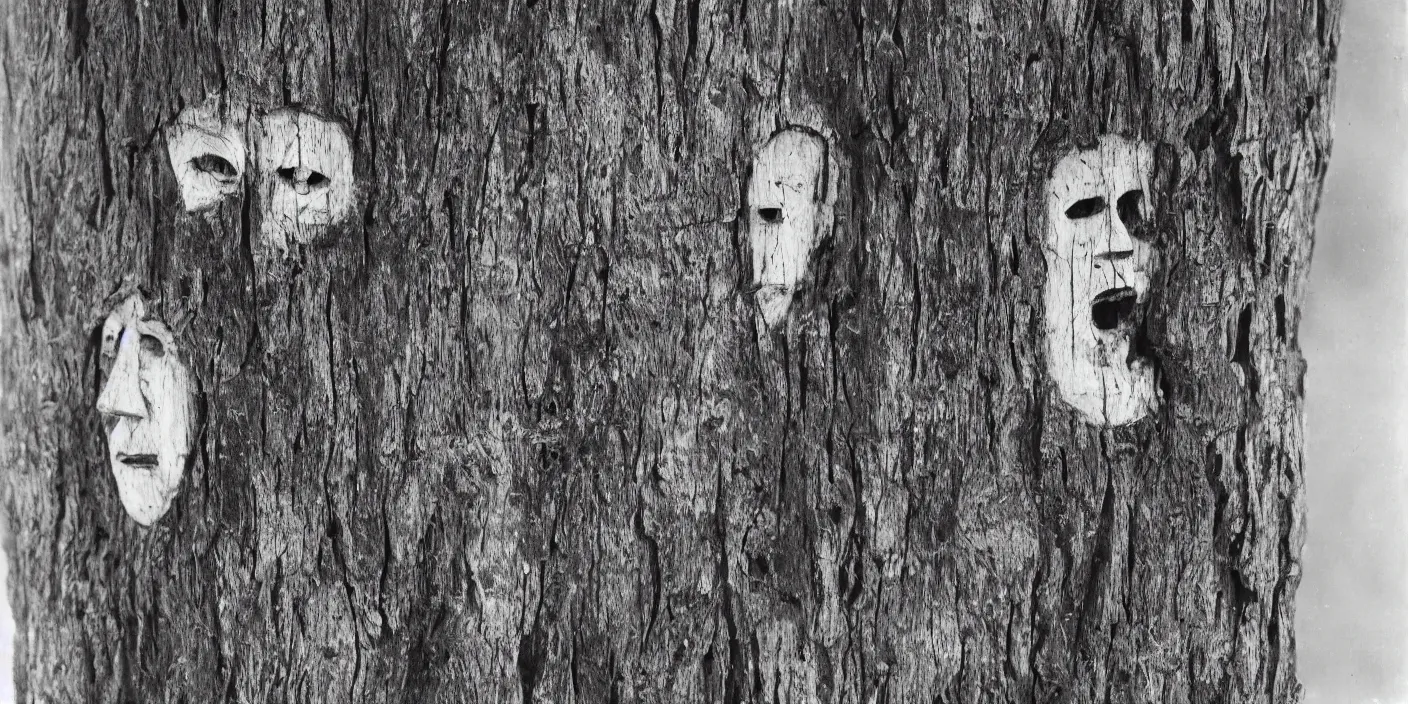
[257,108,355,252]
[166,102,246,213]
[96,294,199,526]
[1043,135,1161,427]
[747,129,832,329]
[167,102,356,258]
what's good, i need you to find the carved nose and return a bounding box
[1106,211,1136,254]
[1092,208,1140,271]
[97,330,147,419]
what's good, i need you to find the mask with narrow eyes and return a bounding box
[1043,135,1161,427]
[96,295,198,525]
[257,108,354,251]
[747,130,832,328]
[167,103,246,212]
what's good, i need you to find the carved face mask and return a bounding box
[1043,135,1160,426]
[96,295,198,525]
[257,108,354,249]
[747,130,831,328]
[167,103,246,212]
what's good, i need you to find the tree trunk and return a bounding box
[0,1,1342,702]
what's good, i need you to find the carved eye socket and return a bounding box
[1117,189,1146,231]
[191,154,238,180]
[757,207,783,224]
[139,334,166,358]
[276,166,298,182]
[305,171,329,187]
[1065,197,1106,220]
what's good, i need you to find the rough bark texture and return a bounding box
[0,0,1341,702]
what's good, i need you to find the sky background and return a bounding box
[0,4,1402,702]
[1298,1,1408,702]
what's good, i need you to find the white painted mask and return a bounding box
[257,108,355,248]
[1043,135,1160,426]
[96,295,198,525]
[747,130,831,328]
[167,103,246,212]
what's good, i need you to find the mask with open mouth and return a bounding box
[1043,135,1161,427]
[96,295,198,525]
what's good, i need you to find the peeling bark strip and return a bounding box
[0,1,1340,703]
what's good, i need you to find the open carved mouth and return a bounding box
[117,453,159,469]
[1091,287,1138,331]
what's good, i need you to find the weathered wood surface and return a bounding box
[0,1,1341,702]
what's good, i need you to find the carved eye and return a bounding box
[101,331,119,358]
[276,166,298,183]
[1065,197,1106,219]
[190,154,238,180]
[1117,189,1149,235]
[139,334,166,358]
[757,207,783,224]
[305,171,329,187]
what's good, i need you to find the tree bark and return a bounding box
[0,0,1342,702]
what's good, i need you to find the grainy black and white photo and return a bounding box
[0,0,1403,702]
